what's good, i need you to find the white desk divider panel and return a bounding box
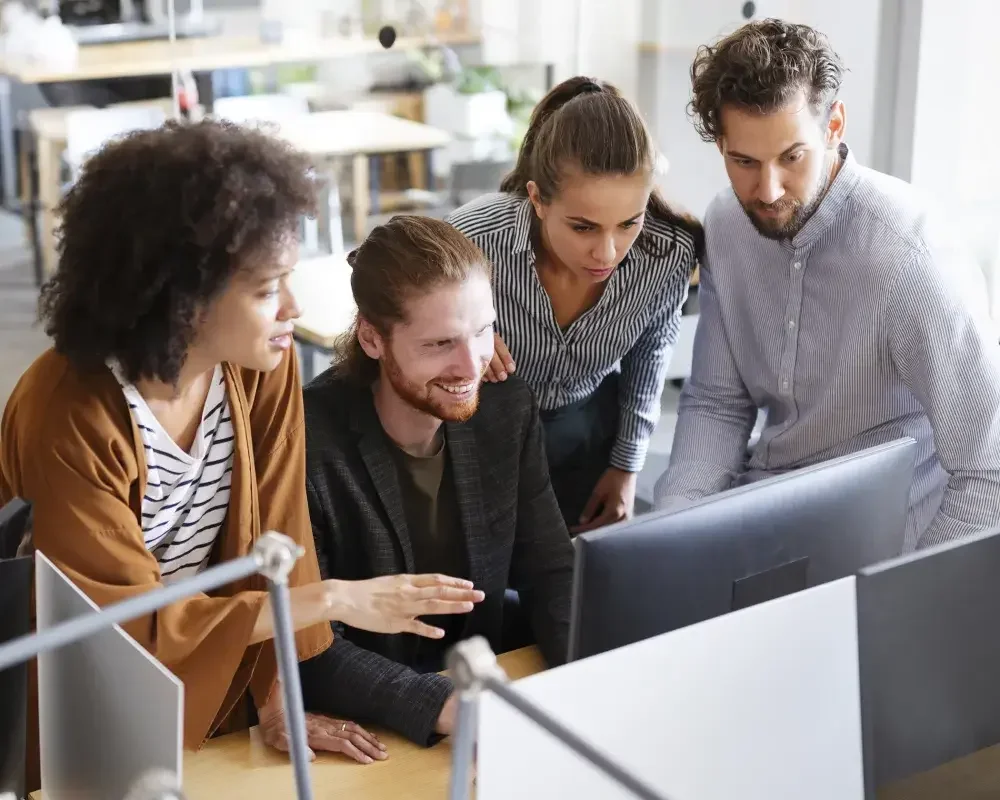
[36,552,184,800]
[477,577,865,800]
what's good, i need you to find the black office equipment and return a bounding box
[567,438,917,662]
[0,498,34,800]
[857,526,1000,794]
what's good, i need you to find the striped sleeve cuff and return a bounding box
[610,436,649,474]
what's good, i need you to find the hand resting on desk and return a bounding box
[259,706,388,764]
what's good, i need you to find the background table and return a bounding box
[0,33,478,85]
[0,30,473,227]
[279,110,451,244]
[289,254,355,382]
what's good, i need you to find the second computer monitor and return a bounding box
[857,525,1000,793]
[568,438,917,662]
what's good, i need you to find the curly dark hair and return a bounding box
[689,19,846,143]
[39,118,318,385]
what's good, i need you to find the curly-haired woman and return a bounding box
[0,120,483,789]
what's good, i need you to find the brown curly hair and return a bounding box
[39,119,318,385]
[689,19,846,143]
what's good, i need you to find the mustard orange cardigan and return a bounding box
[0,346,332,786]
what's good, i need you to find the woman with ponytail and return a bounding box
[448,76,703,533]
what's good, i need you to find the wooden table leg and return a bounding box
[36,137,64,280]
[18,128,47,286]
[351,153,369,245]
[407,151,426,191]
[19,130,31,243]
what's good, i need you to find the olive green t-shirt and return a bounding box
[389,437,465,578]
[389,436,467,668]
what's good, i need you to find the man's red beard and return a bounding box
[381,348,480,423]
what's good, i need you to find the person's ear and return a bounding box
[526,181,546,220]
[826,101,846,149]
[357,317,384,360]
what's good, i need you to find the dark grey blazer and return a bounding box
[302,370,574,746]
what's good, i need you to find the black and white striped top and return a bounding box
[656,144,1000,551]
[111,364,235,583]
[447,193,697,472]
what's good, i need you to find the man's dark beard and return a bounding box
[741,153,835,240]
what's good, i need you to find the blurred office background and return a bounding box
[0,0,996,503]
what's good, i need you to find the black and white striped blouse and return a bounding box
[448,193,697,472]
[111,364,235,583]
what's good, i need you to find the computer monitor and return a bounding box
[0,556,32,800]
[36,552,183,800]
[856,526,1000,793]
[568,438,917,662]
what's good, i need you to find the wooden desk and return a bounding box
[278,110,451,244]
[183,646,544,799]
[187,723,1000,800]
[878,744,1000,799]
[1,31,473,247]
[26,648,1000,799]
[26,98,179,279]
[289,254,355,381]
[24,109,448,283]
[0,32,479,85]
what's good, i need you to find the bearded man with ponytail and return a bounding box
[301,215,574,748]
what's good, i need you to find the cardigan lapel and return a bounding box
[217,363,261,591]
[445,420,490,590]
[351,391,417,574]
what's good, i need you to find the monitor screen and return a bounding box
[569,438,917,661]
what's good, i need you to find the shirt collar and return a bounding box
[791,143,861,250]
[512,197,535,255]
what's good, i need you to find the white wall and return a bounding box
[906,0,1000,310]
[910,1,1000,204]
[787,0,881,169]
[474,0,642,100]
[574,0,642,101]
[634,0,882,219]
[470,0,885,220]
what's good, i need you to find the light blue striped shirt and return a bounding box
[655,145,1000,550]
[448,193,697,472]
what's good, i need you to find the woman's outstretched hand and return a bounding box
[329,573,485,639]
[251,573,484,644]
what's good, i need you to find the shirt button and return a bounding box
[781,379,789,390]
[793,261,802,270]
[788,319,796,329]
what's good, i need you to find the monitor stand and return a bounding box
[731,557,810,612]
